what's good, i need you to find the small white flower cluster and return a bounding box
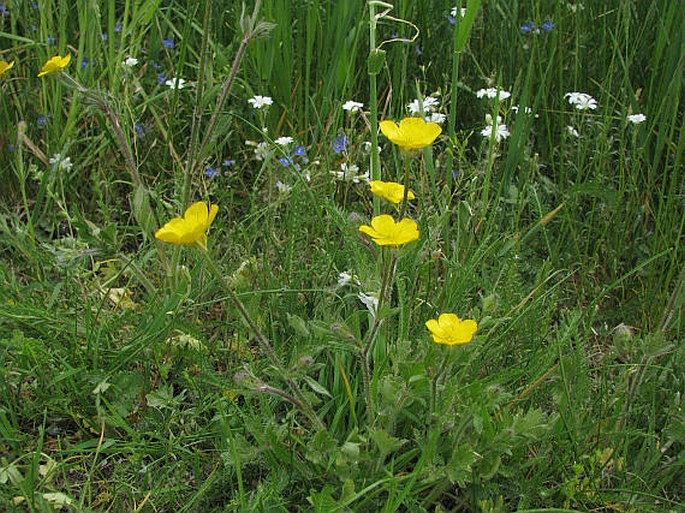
[248,95,273,109]
[276,180,292,194]
[330,163,369,184]
[480,114,510,142]
[407,95,447,125]
[565,92,597,110]
[336,271,361,288]
[476,87,512,100]
[451,7,467,17]
[49,153,73,171]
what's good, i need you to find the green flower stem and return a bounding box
[361,248,398,422]
[429,348,451,420]
[368,1,382,216]
[199,248,325,430]
[399,155,413,219]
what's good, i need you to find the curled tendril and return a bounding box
[370,1,420,50]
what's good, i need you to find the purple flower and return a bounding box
[37,115,48,126]
[114,23,122,33]
[446,14,456,25]
[222,159,235,167]
[8,143,15,152]
[279,157,292,167]
[102,32,108,41]
[542,21,554,31]
[293,145,306,157]
[135,124,145,138]
[47,34,55,45]
[157,73,167,84]
[333,133,347,154]
[162,38,174,49]
[81,58,89,70]
[32,2,38,8]
[205,166,218,178]
[0,3,9,14]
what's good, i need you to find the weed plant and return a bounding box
[0,0,683,511]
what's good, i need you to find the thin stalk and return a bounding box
[360,249,398,421]
[200,249,324,430]
[368,1,382,216]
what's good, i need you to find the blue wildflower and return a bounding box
[102,32,108,41]
[47,34,55,45]
[114,23,122,33]
[157,73,167,84]
[293,145,306,157]
[452,169,460,180]
[32,2,38,8]
[151,62,161,70]
[542,20,554,31]
[8,144,15,152]
[205,166,218,178]
[520,22,533,33]
[81,58,89,70]
[333,133,347,154]
[446,14,456,25]
[279,157,292,167]
[0,3,9,14]
[135,124,145,138]
[222,159,235,167]
[37,115,48,126]
[162,38,174,49]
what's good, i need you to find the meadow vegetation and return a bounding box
[0,0,683,511]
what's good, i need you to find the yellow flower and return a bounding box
[0,60,15,78]
[359,214,419,247]
[37,54,71,77]
[425,313,478,346]
[369,180,415,204]
[155,201,218,250]
[379,117,442,151]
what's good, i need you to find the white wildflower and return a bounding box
[165,77,186,90]
[480,115,510,142]
[627,113,646,124]
[122,57,138,68]
[342,100,364,113]
[451,7,467,17]
[565,92,597,110]
[426,112,447,124]
[274,136,294,146]
[566,125,580,137]
[276,180,292,193]
[407,96,440,114]
[248,95,273,109]
[476,87,511,100]
[49,154,73,171]
[358,292,379,318]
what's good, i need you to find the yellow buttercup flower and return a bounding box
[155,201,218,250]
[425,313,478,346]
[359,214,419,247]
[37,54,71,77]
[379,117,442,151]
[369,180,415,204]
[0,60,15,78]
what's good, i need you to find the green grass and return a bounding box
[1,0,684,511]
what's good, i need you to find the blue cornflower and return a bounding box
[205,166,218,178]
[333,133,347,154]
[47,34,55,45]
[542,20,554,31]
[293,145,306,157]
[157,73,167,84]
[81,58,89,70]
[222,159,235,167]
[162,38,174,49]
[114,23,122,33]
[279,157,292,167]
[520,22,533,33]
[0,4,9,14]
